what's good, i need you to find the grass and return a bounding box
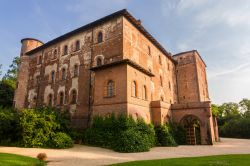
[0,153,45,166]
[111,154,250,166]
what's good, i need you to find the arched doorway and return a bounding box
[181,115,201,145]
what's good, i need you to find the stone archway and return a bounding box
[181,115,201,145]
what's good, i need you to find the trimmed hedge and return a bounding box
[84,114,156,152]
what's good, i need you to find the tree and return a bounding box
[0,80,15,107]
[2,57,20,88]
[239,98,250,117]
[218,102,240,117]
[211,104,219,117]
[0,57,20,107]
[0,64,2,78]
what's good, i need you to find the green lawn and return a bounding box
[0,153,45,166]
[111,154,250,166]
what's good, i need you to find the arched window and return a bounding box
[160,76,163,87]
[143,85,147,100]
[63,45,68,55]
[97,32,103,43]
[33,96,37,104]
[48,94,53,106]
[51,71,55,83]
[161,96,164,101]
[74,64,79,77]
[75,40,80,51]
[107,80,114,97]
[96,57,102,66]
[71,90,77,104]
[132,81,137,97]
[148,46,151,55]
[59,92,64,106]
[62,68,66,80]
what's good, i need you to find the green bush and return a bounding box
[50,132,73,149]
[0,107,21,145]
[155,124,177,147]
[113,129,150,152]
[219,117,250,138]
[84,114,155,152]
[169,123,187,145]
[19,107,73,148]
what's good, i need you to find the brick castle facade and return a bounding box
[14,9,219,145]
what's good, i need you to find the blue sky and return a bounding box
[0,0,249,104]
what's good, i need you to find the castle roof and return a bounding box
[25,9,175,63]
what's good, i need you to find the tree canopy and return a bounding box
[0,57,20,107]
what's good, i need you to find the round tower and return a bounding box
[14,38,43,110]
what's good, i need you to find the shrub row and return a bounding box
[84,114,155,152]
[0,106,187,152]
[84,114,186,152]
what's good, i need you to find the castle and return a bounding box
[14,9,219,145]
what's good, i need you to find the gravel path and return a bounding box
[0,138,250,166]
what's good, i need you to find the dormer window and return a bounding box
[75,40,80,51]
[97,32,103,43]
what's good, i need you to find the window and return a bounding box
[107,80,114,97]
[142,85,147,100]
[159,55,162,65]
[97,32,103,43]
[169,81,171,91]
[132,81,137,97]
[53,49,57,59]
[37,55,42,64]
[62,68,66,80]
[160,76,163,87]
[74,64,79,77]
[59,92,64,105]
[75,40,80,51]
[71,90,77,104]
[161,96,164,101]
[63,45,68,55]
[96,57,102,66]
[51,71,55,83]
[148,46,151,55]
[48,94,53,106]
[36,76,40,85]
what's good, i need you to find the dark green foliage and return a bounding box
[113,129,150,152]
[0,80,15,108]
[0,107,21,145]
[154,124,177,147]
[50,132,73,149]
[219,117,250,139]
[85,114,156,152]
[169,123,187,145]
